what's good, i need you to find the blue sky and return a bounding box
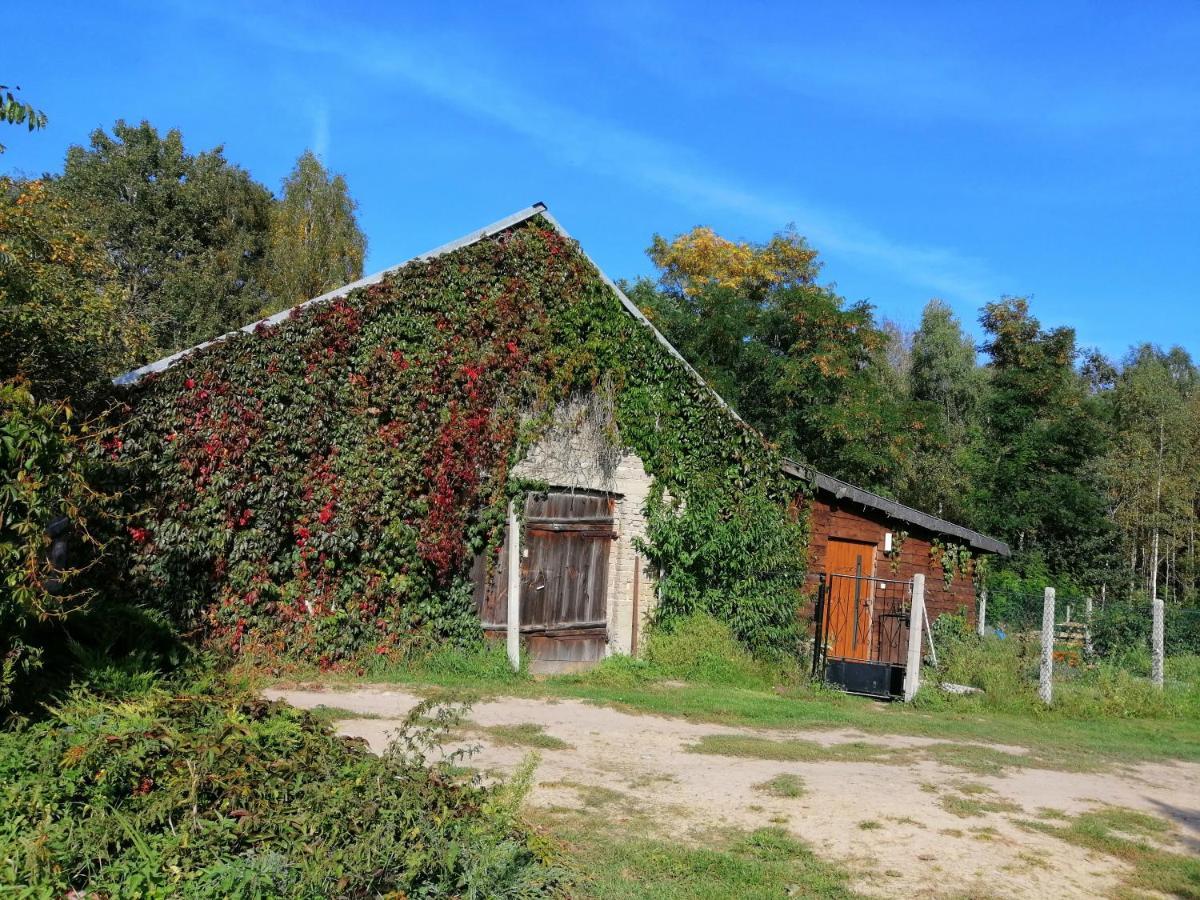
[9,1,1200,358]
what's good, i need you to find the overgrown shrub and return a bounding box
[643,613,786,687]
[0,679,567,897]
[639,486,806,657]
[0,382,118,709]
[926,613,1200,719]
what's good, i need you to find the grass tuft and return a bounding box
[752,773,806,798]
[686,734,896,764]
[483,722,572,751]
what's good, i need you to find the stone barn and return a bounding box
[115,202,1008,675]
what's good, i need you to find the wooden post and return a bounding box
[1151,597,1164,688]
[977,587,987,637]
[1083,596,1094,659]
[631,555,641,658]
[1039,587,1055,706]
[506,500,521,673]
[904,574,925,702]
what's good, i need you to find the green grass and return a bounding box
[482,722,572,751]
[752,773,806,798]
[1017,806,1200,898]
[687,731,1112,775]
[543,818,862,900]
[305,704,379,725]
[542,780,628,810]
[687,734,897,764]
[939,793,1021,819]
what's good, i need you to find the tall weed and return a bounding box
[0,679,567,897]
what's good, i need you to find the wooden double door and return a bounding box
[472,492,615,668]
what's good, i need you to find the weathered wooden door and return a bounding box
[472,492,615,669]
[824,538,875,660]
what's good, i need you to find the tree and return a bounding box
[0,84,46,153]
[967,297,1110,579]
[1100,345,1200,600]
[901,299,985,520]
[0,177,145,404]
[58,120,273,358]
[0,178,132,709]
[263,150,366,312]
[634,225,919,491]
[647,225,820,299]
[750,283,917,490]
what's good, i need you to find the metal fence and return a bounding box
[974,587,1200,700]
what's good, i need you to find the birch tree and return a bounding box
[262,151,366,313]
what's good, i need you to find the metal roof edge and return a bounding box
[534,209,753,430]
[782,457,1010,556]
[112,202,551,386]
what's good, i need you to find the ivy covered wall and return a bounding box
[116,217,807,664]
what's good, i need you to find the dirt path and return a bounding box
[264,685,1200,899]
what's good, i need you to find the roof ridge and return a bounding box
[113,202,549,386]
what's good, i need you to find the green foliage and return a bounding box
[1091,602,1200,658]
[925,613,1200,719]
[968,297,1111,578]
[0,176,146,403]
[641,614,786,686]
[0,680,567,897]
[0,84,46,153]
[630,230,920,493]
[117,219,807,663]
[1099,344,1200,601]
[59,120,274,358]
[0,383,116,709]
[903,299,983,522]
[262,150,367,313]
[639,487,806,657]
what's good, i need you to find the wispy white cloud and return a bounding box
[181,2,997,305]
[310,100,330,160]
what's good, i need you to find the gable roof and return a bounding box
[113,202,1009,556]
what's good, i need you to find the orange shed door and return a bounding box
[824,538,876,660]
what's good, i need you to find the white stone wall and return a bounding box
[512,398,657,657]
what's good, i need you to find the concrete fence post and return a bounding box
[1039,587,1055,706]
[506,500,521,672]
[1151,597,1165,689]
[1083,596,1094,659]
[904,574,926,702]
[977,587,987,638]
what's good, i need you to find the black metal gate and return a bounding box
[811,573,913,699]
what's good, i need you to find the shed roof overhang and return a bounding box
[780,458,1010,556]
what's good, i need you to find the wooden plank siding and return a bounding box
[472,492,615,666]
[803,494,978,625]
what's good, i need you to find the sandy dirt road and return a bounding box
[264,685,1200,898]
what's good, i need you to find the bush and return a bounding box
[0,381,119,710]
[1092,602,1200,658]
[0,679,567,897]
[929,613,1036,703]
[642,614,793,688]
